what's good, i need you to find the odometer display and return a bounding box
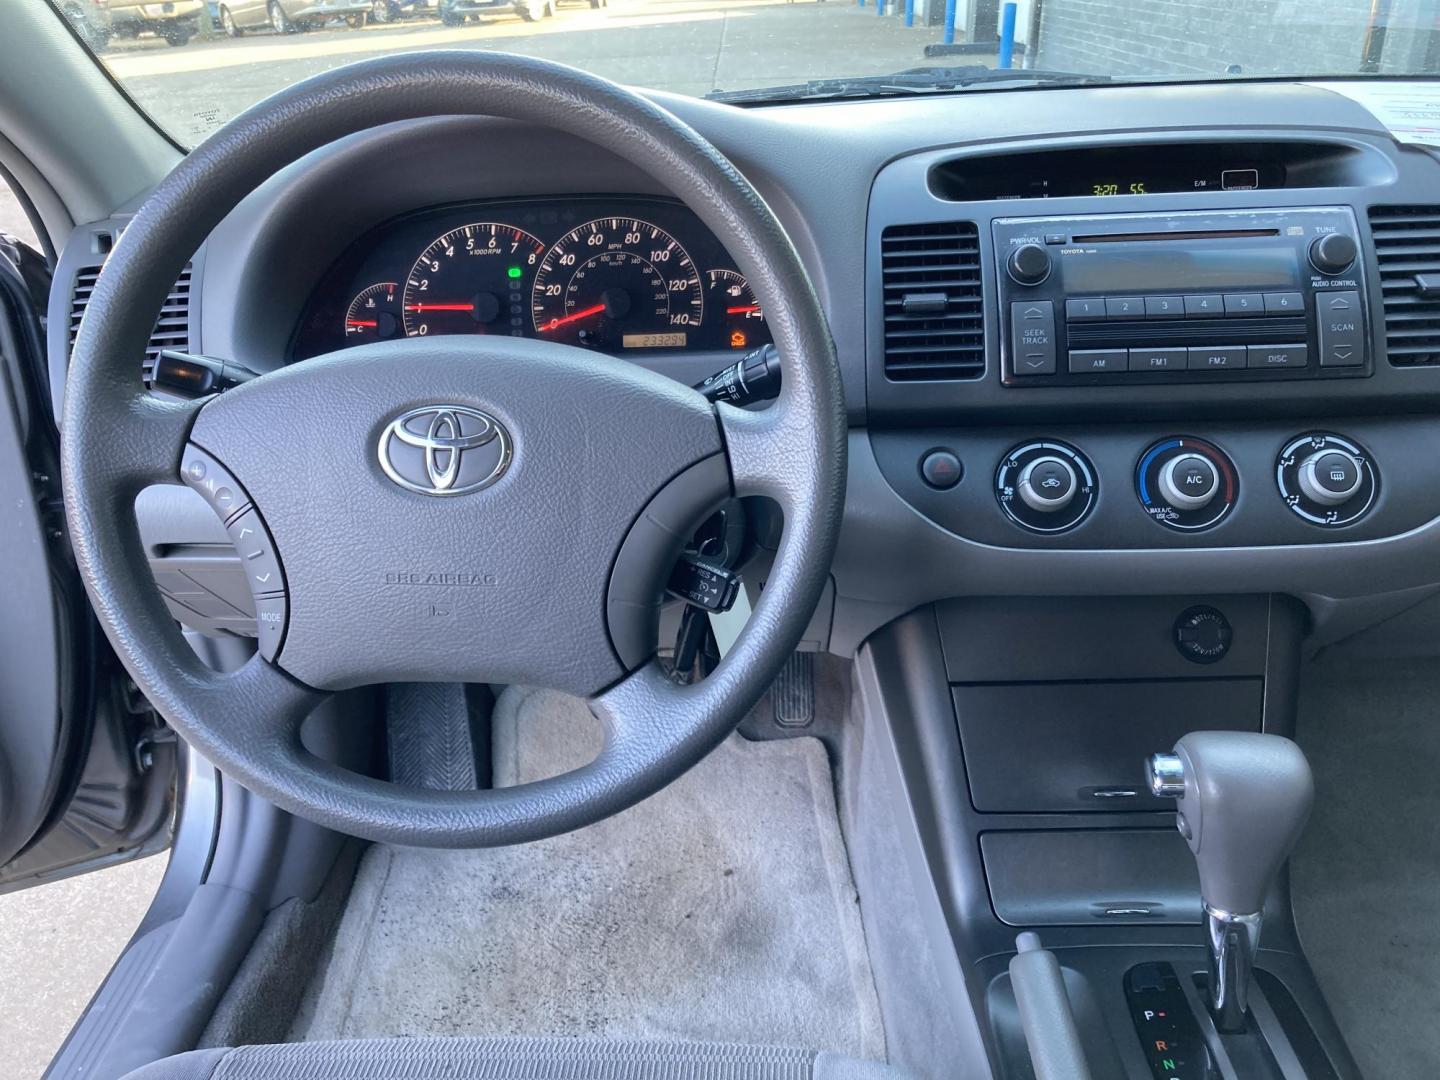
[532,218,703,349]
[403,223,546,338]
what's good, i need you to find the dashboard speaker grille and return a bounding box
[1370,205,1440,366]
[880,220,985,380]
[68,262,193,381]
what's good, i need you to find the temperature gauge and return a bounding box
[707,269,766,349]
[345,282,401,342]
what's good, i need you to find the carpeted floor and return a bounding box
[291,685,886,1060]
[1292,658,1440,1080]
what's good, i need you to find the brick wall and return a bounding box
[1033,0,1440,79]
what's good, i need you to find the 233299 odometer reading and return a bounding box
[532,218,703,349]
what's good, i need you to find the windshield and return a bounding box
[46,0,1440,145]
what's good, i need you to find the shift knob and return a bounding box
[1151,731,1313,916]
[1147,731,1313,1033]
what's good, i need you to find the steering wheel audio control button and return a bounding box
[181,445,250,524]
[181,443,289,660]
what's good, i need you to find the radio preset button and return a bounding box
[1143,295,1185,319]
[1317,290,1364,367]
[1065,298,1107,322]
[1223,293,1266,316]
[1184,294,1225,317]
[1010,300,1057,375]
[1129,347,1186,372]
[1263,291,1306,314]
[1105,296,1145,319]
[1188,346,1246,370]
[1068,349,1128,373]
[1247,344,1307,368]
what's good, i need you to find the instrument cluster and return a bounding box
[290,196,772,361]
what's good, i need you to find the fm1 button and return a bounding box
[1018,455,1077,512]
[920,449,963,490]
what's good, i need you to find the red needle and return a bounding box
[540,302,607,331]
[405,303,476,313]
[346,319,378,328]
[726,304,761,315]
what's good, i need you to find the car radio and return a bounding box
[994,207,1368,386]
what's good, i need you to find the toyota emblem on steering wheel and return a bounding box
[378,405,512,496]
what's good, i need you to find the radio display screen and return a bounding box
[1060,247,1296,294]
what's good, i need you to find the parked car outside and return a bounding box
[108,0,204,45]
[216,0,376,34]
[438,0,598,24]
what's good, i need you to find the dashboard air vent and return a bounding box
[68,262,193,381]
[1370,205,1440,366]
[880,220,985,381]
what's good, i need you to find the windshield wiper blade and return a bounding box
[706,65,1110,104]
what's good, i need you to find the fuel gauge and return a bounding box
[345,282,401,342]
[707,269,766,349]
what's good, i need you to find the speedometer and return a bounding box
[403,223,546,338]
[532,218,703,349]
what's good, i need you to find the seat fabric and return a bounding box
[118,1036,911,1080]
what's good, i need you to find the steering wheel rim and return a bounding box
[61,52,846,848]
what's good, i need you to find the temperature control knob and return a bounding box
[1277,433,1377,526]
[1007,244,1052,286]
[1158,454,1218,511]
[1308,233,1358,277]
[1136,437,1238,531]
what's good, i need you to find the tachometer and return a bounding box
[345,282,401,342]
[532,218,703,349]
[403,223,546,338]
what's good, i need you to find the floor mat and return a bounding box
[292,686,886,1060]
[1292,659,1440,1079]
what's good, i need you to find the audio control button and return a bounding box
[1105,296,1145,319]
[1143,295,1185,319]
[1263,291,1305,314]
[1223,293,1265,316]
[1317,291,1364,367]
[1188,346,1246,370]
[1010,301,1057,375]
[1247,344,1307,369]
[1066,298,1107,321]
[1129,347,1186,372]
[1069,349,1127,373]
[1184,294,1225,317]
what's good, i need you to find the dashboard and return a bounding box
[48,79,1440,660]
[289,196,771,362]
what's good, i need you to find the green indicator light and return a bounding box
[507,266,523,280]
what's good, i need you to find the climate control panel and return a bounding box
[876,420,1417,551]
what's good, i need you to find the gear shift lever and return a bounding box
[1146,732,1313,1033]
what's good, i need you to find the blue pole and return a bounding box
[904,0,913,27]
[877,0,884,17]
[942,0,956,43]
[998,1,1017,67]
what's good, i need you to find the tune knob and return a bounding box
[1007,243,1052,286]
[1309,233,1358,276]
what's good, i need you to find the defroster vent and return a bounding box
[881,221,985,380]
[1370,205,1440,366]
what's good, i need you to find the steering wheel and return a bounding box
[60,53,846,847]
